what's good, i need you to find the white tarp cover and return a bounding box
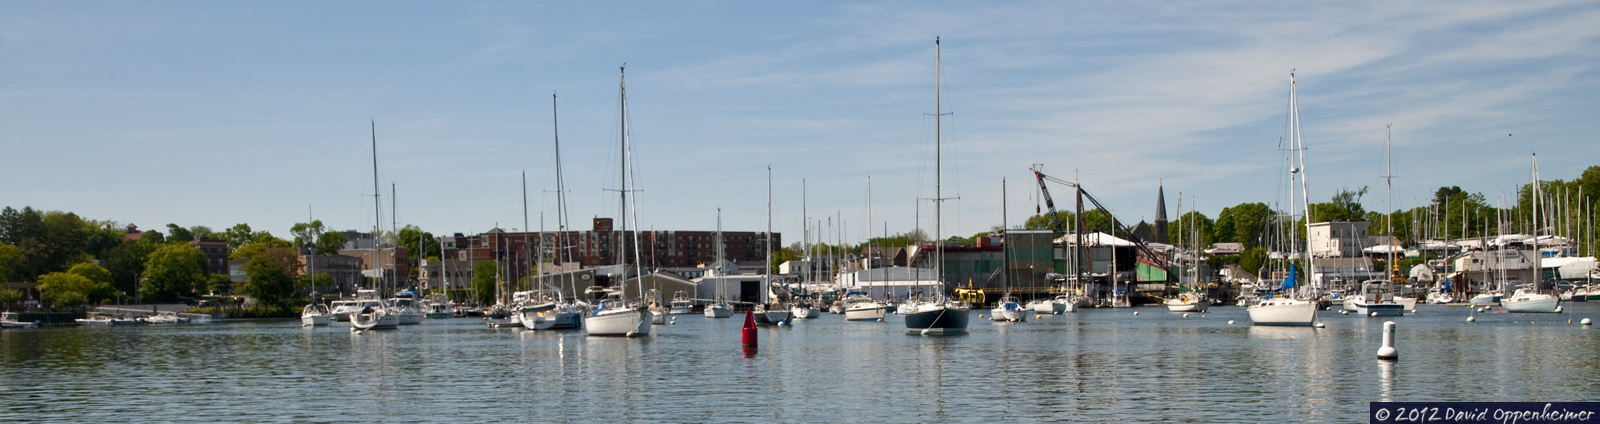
[1363,245,1405,254]
[1409,264,1435,281]
[1054,232,1137,247]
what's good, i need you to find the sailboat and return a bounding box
[352,122,402,331]
[1503,153,1561,313]
[903,37,970,334]
[1246,71,1318,327]
[584,67,653,337]
[301,212,331,327]
[704,208,734,318]
[845,176,888,322]
[526,93,586,330]
[1345,127,1406,316]
[1166,195,1211,313]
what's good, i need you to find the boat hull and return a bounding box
[1165,299,1210,313]
[1247,300,1317,326]
[1349,301,1405,316]
[791,307,820,320]
[704,304,732,318]
[301,314,330,327]
[764,310,792,323]
[585,308,651,337]
[844,305,886,321]
[1502,294,1560,313]
[350,311,399,330]
[904,306,969,333]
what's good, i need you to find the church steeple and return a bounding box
[1153,180,1169,244]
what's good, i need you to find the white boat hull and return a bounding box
[990,306,1027,321]
[1164,299,1209,313]
[791,307,820,319]
[301,313,330,327]
[1247,299,1317,326]
[764,310,792,323]
[844,304,886,321]
[703,304,732,318]
[350,311,399,330]
[585,308,652,337]
[1502,293,1559,313]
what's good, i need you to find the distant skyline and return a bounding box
[3,1,1597,245]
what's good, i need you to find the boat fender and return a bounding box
[1183,314,1189,318]
[1370,312,1378,317]
[1581,318,1592,325]
[1340,310,1348,315]
[1314,322,1325,328]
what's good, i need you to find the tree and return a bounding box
[1238,247,1268,278]
[315,232,348,256]
[240,246,302,306]
[0,241,18,282]
[67,263,112,287]
[189,225,215,241]
[207,273,234,295]
[1213,202,1273,249]
[37,271,112,307]
[0,287,21,310]
[289,220,327,250]
[141,243,207,302]
[105,241,150,298]
[1168,211,1214,248]
[397,225,438,269]
[1308,187,1369,223]
[231,237,292,260]
[221,223,270,254]
[166,224,194,242]
[299,272,333,296]
[471,260,498,305]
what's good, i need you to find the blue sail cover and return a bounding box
[1281,263,1297,290]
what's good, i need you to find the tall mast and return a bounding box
[1532,153,1541,290]
[553,92,573,298]
[371,121,382,293]
[934,36,943,300]
[766,165,772,291]
[522,170,530,292]
[1002,178,1008,291]
[618,66,628,272]
[392,183,397,291]
[1385,125,1395,281]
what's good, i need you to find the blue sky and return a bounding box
[3,1,1597,245]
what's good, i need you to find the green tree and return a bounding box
[189,225,215,241]
[397,225,438,270]
[221,223,273,254]
[166,224,194,242]
[471,260,498,305]
[141,243,207,302]
[1309,187,1369,223]
[105,241,150,298]
[0,287,21,310]
[1214,202,1273,249]
[240,246,302,306]
[67,263,112,287]
[231,237,292,260]
[37,271,112,307]
[1238,247,1267,277]
[0,241,18,282]
[315,232,348,256]
[1168,211,1214,248]
[206,273,234,295]
[299,272,333,296]
[289,220,327,250]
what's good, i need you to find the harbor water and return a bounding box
[4,303,1599,422]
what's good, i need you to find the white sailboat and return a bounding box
[704,208,734,319]
[1503,153,1560,313]
[584,66,653,337]
[300,303,331,327]
[903,37,969,334]
[845,176,888,322]
[1247,71,1317,327]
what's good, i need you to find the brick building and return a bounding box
[442,217,780,286]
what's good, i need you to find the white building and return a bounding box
[1307,221,1372,258]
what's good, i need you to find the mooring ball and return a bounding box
[1133,311,1139,315]
[1466,316,1476,322]
[1581,318,1592,325]
[1183,313,1190,318]
[1370,312,1378,317]
[1227,320,1235,325]
[1314,322,1325,328]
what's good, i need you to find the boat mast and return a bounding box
[553,92,573,299]
[1290,71,1315,298]
[1386,125,1395,282]
[522,171,530,293]
[392,183,397,292]
[371,121,382,295]
[617,66,630,296]
[766,165,772,302]
[934,36,944,302]
[1532,153,1541,292]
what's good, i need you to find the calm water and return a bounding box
[4,303,1599,423]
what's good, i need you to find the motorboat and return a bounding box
[790,301,820,320]
[989,295,1027,322]
[143,311,192,325]
[1342,280,1404,317]
[1468,292,1503,305]
[1,312,38,329]
[387,290,425,325]
[423,293,453,319]
[668,291,693,315]
[350,304,399,331]
[328,300,360,322]
[763,302,792,324]
[1026,298,1060,314]
[301,304,331,327]
[530,301,585,330]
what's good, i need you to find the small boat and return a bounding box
[843,293,886,322]
[301,304,331,327]
[790,300,820,320]
[350,305,399,331]
[586,292,652,337]
[144,311,192,325]
[1164,292,1211,313]
[423,297,453,319]
[387,290,425,325]
[328,300,360,322]
[1502,287,1560,313]
[1469,292,1503,305]
[703,299,733,318]
[1026,298,1059,314]
[532,300,585,330]
[828,301,845,314]
[763,302,792,324]
[1,312,38,329]
[989,295,1027,322]
[668,291,693,315]
[1342,280,1404,317]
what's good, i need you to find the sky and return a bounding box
[3,1,1598,246]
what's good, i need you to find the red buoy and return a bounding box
[741,309,757,347]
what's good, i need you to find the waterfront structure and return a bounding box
[298,253,365,294]
[1307,221,1372,258]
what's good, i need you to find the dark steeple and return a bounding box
[1153,181,1169,244]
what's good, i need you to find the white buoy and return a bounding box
[1341,310,1348,315]
[1183,313,1190,318]
[1582,318,1592,325]
[1370,312,1378,317]
[1133,311,1139,315]
[1227,320,1235,325]
[1314,322,1325,328]
[920,329,930,336]
[1376,321,1397,360]
[1466,316,1476,322]
[877,318,884,322]
[1555,306,1564,313]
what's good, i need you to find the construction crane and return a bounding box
[1031,166,1168,269]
